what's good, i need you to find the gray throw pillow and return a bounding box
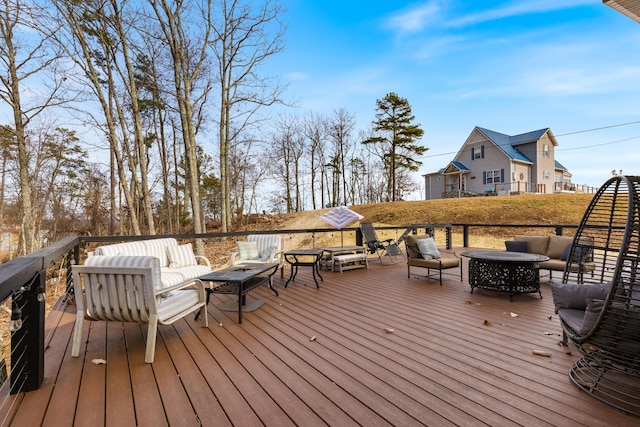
[560,244,593,262]
[505,240,528,252]
[550,280,611,312]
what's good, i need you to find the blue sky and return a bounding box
[270,0,640,196]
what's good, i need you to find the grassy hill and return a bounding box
[272,193,595,249]
[277,193,593,228]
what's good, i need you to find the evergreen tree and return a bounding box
[363,92,427,201]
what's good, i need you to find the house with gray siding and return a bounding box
[423,126,573,199]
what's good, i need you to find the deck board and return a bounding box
[211,316,355,426]
[105,323,137,427]
[1,253,639,427]
[75,320,108,425]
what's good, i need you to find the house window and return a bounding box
[543,170,550,180]
[484,169,503,184]
[471,145,484,160]
[543,144,550,158]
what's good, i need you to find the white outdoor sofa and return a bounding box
[71,238,213,363]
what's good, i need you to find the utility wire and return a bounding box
[556,135,640,151]
[554,120,640,137]
[418,119,640,159]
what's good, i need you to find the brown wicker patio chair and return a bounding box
[551,175,640,416]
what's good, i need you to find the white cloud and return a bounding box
[448,0,595,28]
[386,0,596,33]
[386,1,442,33]
[286,72,309,81]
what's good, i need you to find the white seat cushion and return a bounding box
[163,265,211,282]
[158,289,201,322]
[335,254,366,262]
[160,271,189,288]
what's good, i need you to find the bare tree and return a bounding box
[52,0,146,234]
[328,108,355,206]
[107,0,157,234]
[302,112,328,210]
[148,0,212,251]
[0,0,71,253]
[229,134,270,225]
[211,0,286,231]
[0,125,15,224]
[81,165,111,236]
[271,115,305,212]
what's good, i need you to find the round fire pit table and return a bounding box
[461,250,549,300]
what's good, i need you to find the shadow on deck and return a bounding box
[1,252,637,426]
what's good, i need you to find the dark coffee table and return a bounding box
[461,250,549,300]
[198,263,278,323]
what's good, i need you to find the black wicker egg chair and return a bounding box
[553,175,640,416]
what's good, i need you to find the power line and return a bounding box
[418,120,640,160]
[556,135,640,151]
[554,120,640,137]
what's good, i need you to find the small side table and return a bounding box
[284,249,324,288]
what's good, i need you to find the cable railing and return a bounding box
[0,223,584,403]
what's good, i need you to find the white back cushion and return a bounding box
[143,238,178,267]
[247,235,281,258]
[84,255,162,293]
[94,241,147,257]
[167,243,197,268]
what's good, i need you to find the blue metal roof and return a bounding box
[450,161,470,171]
[476,127,549,163]
[509,128,549,146]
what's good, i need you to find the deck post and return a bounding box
[463,225,469,247]
[10,271,45,394]
[355,228,363,246]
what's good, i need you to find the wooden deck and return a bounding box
[1,252,638,426]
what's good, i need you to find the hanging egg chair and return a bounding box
[553,175,640,416]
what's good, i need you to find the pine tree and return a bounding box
[363,92,427,201]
